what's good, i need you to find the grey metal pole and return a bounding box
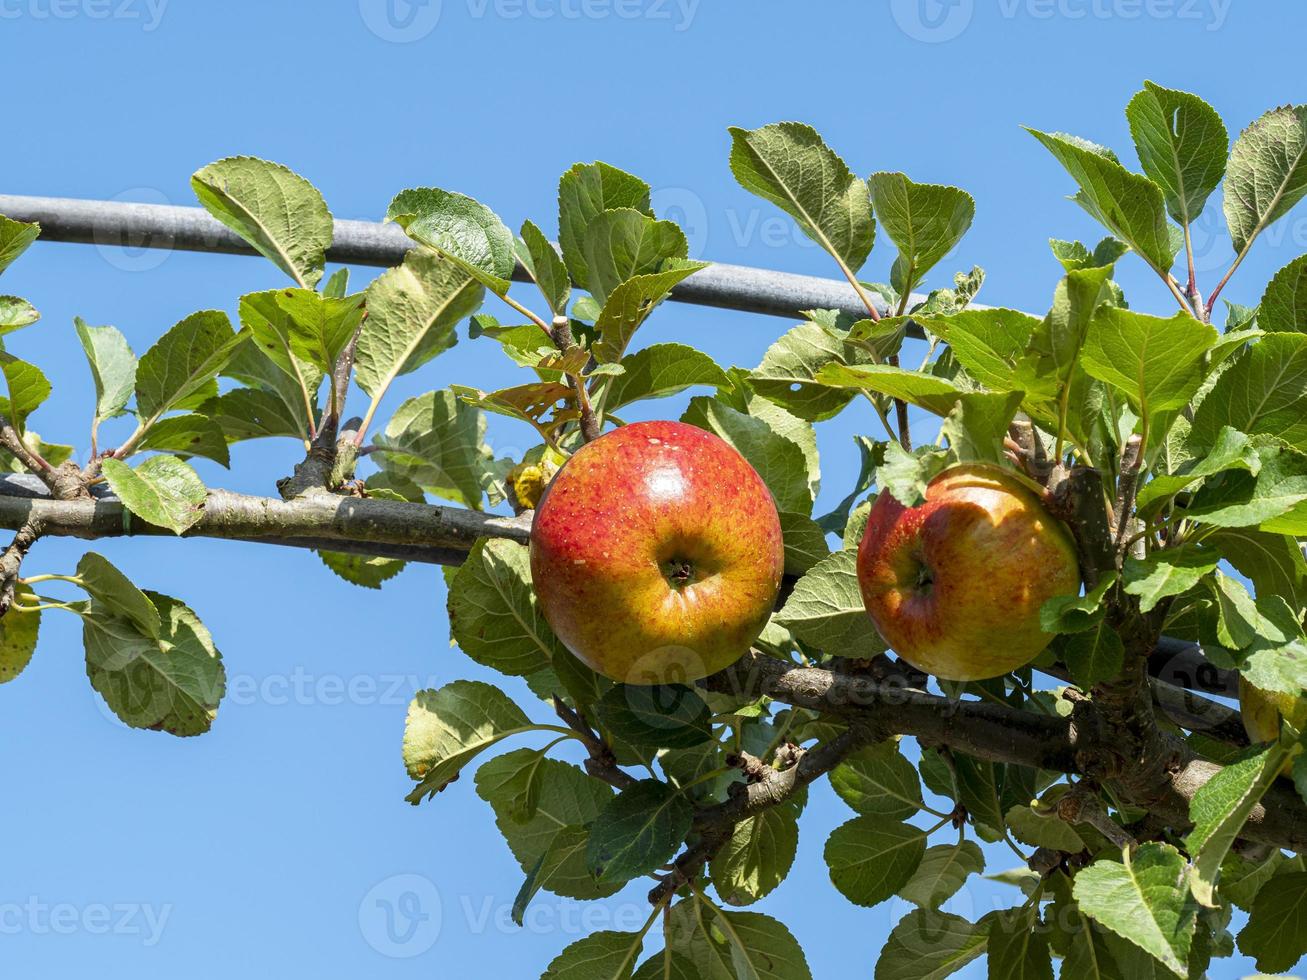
[0,193,916,323]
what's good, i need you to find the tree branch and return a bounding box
[703,652,1307,854]
[0,473,530,565]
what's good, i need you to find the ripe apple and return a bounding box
[1240,677,1307,774]
[530,420,784,684]
[857,463,1080,681]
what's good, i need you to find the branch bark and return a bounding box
[702,652,1307,854]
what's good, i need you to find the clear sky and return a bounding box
[2,2,1303,977]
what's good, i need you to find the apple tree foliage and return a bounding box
[2,81,1307,976]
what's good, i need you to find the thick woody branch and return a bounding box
[0,473,530,564]
[703,652,1307,854]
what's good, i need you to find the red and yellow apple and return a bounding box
[857,463,1080,681]
[1240,677,1307,774]
[530,420,784,684]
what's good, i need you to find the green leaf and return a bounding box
[586,779,693,883]
[1123,545,1220,614]
[709,803,800,906]
[1190,333,1307,452]
[813,363,971,416]
[0,590,39,684]
[557,162,652,291]
[1047,879,1127,980]
[582,209,687,304]
[778,510,831,576]
[0,354,49,434]
[1050,236,1130,273]
[681,395,814,514]
[75,552,160,637]
[271,288,365,378]
[100,455,206,535]
[868,172,973,296]
[385,187,515,295]
[940,390,1024,463]
[776,549,886,659]
[136,413,231,467]
[83,591,225,736]
[830,739,925,821]
[1072,843,1198,976]
[665,901,812,980]
[201,386,308,443]
[74,318,136,424]
[595,684,712,750]
[1136,425,1259,514]
[1080,308,1217,433]
[1027,266,1114,405]
[541,930,646,980]
[0,215,40,275]
[824,816,926,908]
[447,538,559,676]
[1224,104,1307,256]
[987,902,1054,980]
[1041,572,1118,634]
[632,951,697,980]
[192,156,331,288]
[403,680,534,803]
[1187,441,1307,530]
[1237,871,1307,974]
[897,841,984,909]
[729,122,875,276]
[373,389,488,509]
[592,263,708,363]
[477,753,617,900]
[816,435,884,535]
[924,307,1043,392]
[1258,254,1307,334]
[1207,527,1307,614]
[237,290,322,412]
[1206,576,1307,698]
[749,318,868,422]
[875,442,951,507]
[873,909,987,980]
[1005,804,1087,853]
[1125,82,1228,227]
[135,310,244,421]
[1187,741,1291,908]
[317,549,404,590]
[516,220,571,316]
[0,296,39,335]
[355,249,482,400]
[604,343,728,411]
[1056,620,1126,690]
[1027,128,1179,276]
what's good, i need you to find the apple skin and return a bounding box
[1240,677,1307,774]
[529,420,784,685]
[856,463,1080,681]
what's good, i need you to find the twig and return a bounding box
[552,697,636,790]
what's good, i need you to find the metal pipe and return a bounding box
[0,193,915,323]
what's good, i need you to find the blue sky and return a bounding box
[2,2,1303,977]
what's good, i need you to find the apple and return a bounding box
[1240,677,1307,774]
[857,463,1080,681]
[530,420,784,684]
